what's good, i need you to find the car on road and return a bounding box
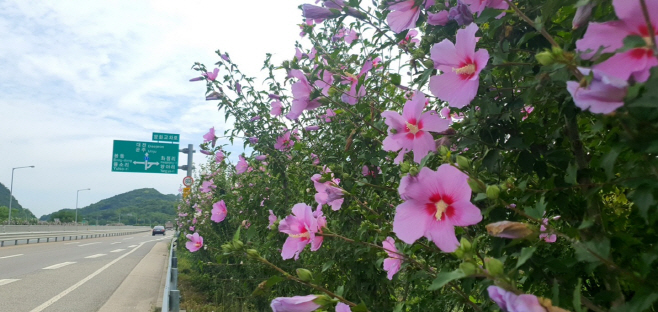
[152,225,166,236]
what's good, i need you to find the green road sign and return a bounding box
[112,140,179,174]
[152,132,180,143]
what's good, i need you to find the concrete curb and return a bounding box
[98,239,169,311]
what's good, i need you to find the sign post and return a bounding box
[112,140,179,174]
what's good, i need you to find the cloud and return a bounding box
[0,0,308,218]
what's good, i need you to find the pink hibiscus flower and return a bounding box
[268,210,278,230]
[487,286,546,312]
[566,68,628,114]
[311,169,344,211]
[576,0,658,82]
[316,69,334,96]
[398,29,420,46]
[336,302,352,312]
[274,131,295,151]
[382,236,403,280]
[185,233,203,252]
[270,101,283,116]
[381,92,452,163]
[461,0,508,16]
[215,150,225,163]
[200,180,216,193]
[279,203,324,260]
[286,70,322,120]
[392,165,483,252]
[236,155,248,174]
[429,23,489,108]
[270,295,321,312]
[386,0,434,33]
[211,200,227,223]
[203,127,217,147]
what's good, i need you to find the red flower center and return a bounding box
[426,193,455,221]
[453,58,477,80]
[404,118,424,139]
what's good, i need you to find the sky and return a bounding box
[0,0,309,218]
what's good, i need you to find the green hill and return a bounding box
[39,188,179,226]
[0,182,36,224]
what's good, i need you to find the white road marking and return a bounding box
[64,242,80,245]
[0,254,23,259]
[110,242,122,245]
[128,245,138,248]
[110,249,125,253]
[0,279,20,286]
[78,242,101,247]
[29,243,145,312]
[123,237,134,240]
[84,254,106,259]
[43,262,76,270]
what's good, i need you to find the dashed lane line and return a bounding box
[128,245,138,248]
[110,242,122,245]
[123,237,134,240]
[78,242,101,247]
[64,242,80,245]
[84,254,106,259]
[110,249,125,253]
[0,254,23,259]
[43,262,76,270]
[0,279,20,286]
[29,242,145,312]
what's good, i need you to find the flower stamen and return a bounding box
[434,200,448,221]
[406,123,420,134]
[290,232,311,239]
[454,64,476,75]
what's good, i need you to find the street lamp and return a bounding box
[8,166,35,225]
[75,188,91,225]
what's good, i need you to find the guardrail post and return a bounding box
[169,289,180,312]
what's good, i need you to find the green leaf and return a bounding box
[525,196,546,220]
[565,162,577,185]
[393,303,404,312]
[573,278,583,312]
[233,226,241,242]
[351,303,368,312]
[574,238,610,264]
[322,260,335,272]
[390,73,401,85]
[428,269,466,290]
[600,148,621,180]
[516,246,537,268]
[629,186,655,221]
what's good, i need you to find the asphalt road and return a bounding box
[0,231,172,312]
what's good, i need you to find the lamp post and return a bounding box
[8,166,35,225]
[75,188,90,225]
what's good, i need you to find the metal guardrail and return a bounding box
[0,225,149,233]
[162,232,179,312]
[0,228,150,247]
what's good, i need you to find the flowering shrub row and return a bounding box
[178,0,658,311]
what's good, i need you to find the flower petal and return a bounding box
[393,201,430,245]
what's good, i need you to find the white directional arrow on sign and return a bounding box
[132,152,160,170]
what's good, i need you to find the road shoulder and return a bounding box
[98,238,169,312]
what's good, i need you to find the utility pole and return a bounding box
[8,166,35,225]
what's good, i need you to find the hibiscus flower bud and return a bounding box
[535,50,555,66]
[408,166,419,176]
[400,162,411,174]
[484,257,504,277]
[460,262,478,276]
[296,268,314,282]
[467,178,486,193]
[460,237,472,251]
[456,155,470,169]
[572,2,595,30]
[486,185,501,199]
[246,249,260,258]
[301,4,342,20]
